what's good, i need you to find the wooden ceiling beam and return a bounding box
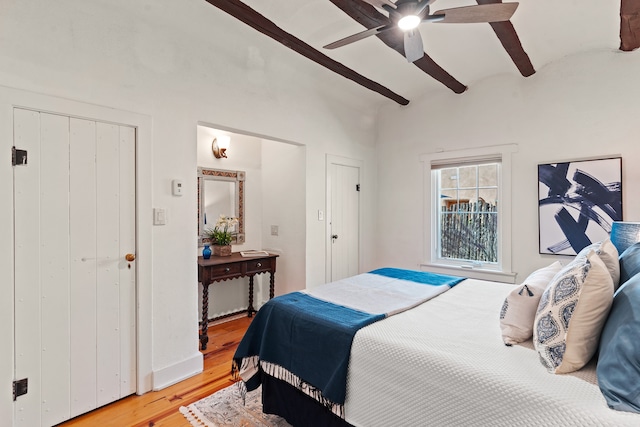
[328,0,467,94]
[620,0,640,51]
[476,0,535,77]
[204,0,409,105]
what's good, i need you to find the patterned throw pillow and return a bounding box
[533,251,614,374]
[575,240,620,288]
[500,261,563,345]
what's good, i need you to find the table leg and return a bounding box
[200,281,210,350]
[248,275,255,317]
[269,272,275,299]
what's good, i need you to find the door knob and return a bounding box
[332,234,338,240]
[125,253,136,262]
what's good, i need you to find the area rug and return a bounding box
[180,383,291,427]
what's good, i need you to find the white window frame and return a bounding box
[420,144,518,283]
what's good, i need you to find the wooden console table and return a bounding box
[197,252,278,350]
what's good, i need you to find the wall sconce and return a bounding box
[212,135,231,159]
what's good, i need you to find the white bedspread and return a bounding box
[344,278,640,426]
[307,272,450,316]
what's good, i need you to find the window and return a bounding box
[420,145,517,283]
[437,163,499,265]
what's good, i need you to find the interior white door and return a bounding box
[13,109,136,427]
[329,162,360,281]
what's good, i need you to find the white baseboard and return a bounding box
[152,351,203,391]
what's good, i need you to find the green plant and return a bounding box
[205,215,238,245]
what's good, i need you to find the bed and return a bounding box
[233,247,640,426]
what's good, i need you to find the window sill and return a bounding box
[420,262,517,284]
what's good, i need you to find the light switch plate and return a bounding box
[154,208,167,225]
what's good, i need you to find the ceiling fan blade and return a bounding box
[324,24,393,49]
[361,0,397,9]
[404,28,424,62]
[433,3,518,24]
[414,0,438,18]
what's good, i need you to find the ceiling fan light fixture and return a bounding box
[398,15,421,30]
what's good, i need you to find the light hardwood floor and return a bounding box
[58,316,252,427]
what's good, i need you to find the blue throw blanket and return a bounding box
[371,267,466,287]
[234,292,384,405]
[232,268,465,409]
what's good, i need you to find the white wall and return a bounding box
[0,0,380,422]
[376,49,640,281]
[262,139,307,298]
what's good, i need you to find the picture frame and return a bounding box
[538,157,622,255]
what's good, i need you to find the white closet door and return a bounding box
[330,163,360,281]
[13,109,136,427]
[69,117,98,417]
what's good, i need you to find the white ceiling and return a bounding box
[238,0,621,104]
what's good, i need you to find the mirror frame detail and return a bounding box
[197,167,245,246]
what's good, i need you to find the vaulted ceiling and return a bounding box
[207,0,640,105]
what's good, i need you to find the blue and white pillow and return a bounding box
[575,239,620,288]
[533,251,614,374]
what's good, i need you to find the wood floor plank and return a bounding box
[57,317,252,427]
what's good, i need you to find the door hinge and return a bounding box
[13,378,28,401]
[356,184,360,192]
[12,146,28,166]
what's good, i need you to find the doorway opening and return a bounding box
[196,124,306,324]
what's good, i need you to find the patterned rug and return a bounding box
[180,383,291,427]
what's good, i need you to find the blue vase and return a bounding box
[202,245,212,259]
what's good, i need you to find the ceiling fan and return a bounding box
[324,0,519,63]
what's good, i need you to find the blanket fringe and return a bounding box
[233,356,259,405]
[236,380,247,406]
[261,360,345,418]
[235,355,345,417]
[231,359,239,381]
[240,355,260,381]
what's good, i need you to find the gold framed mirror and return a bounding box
[197,167,245,245]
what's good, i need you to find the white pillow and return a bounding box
[575,239,620,288]
[500,261,563,345]
[533,251,614,374]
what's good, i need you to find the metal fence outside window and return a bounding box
[440,201,498,263]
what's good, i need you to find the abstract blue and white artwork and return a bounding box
[538,157,622,255]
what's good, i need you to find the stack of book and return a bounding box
[240,250,270,257]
